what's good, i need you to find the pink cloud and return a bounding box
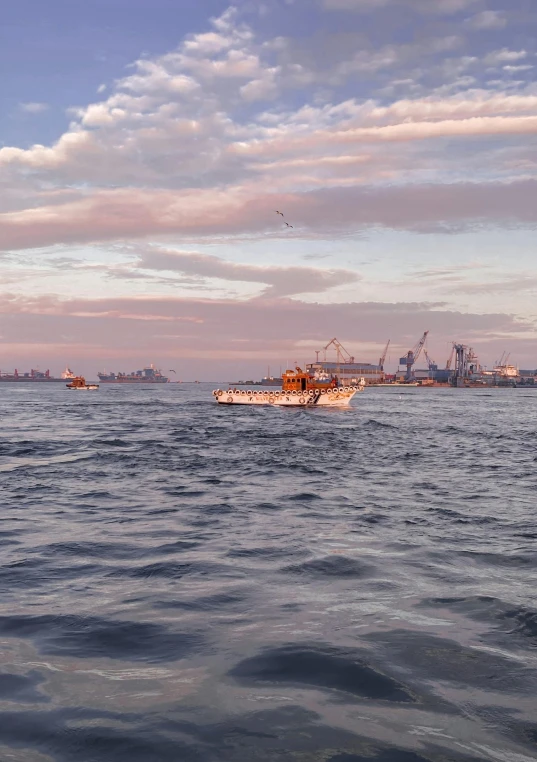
[1,179,536,252]
[0,292,534,378]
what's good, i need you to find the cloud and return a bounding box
[322,0,478,14]
[1,179,536,253]
[404,263,537,297]
[0,5,535,221]
[135,247,360,297]
[503,65,534,73]
[3,81,537,205]
[18,102,49,114]
[1,5,537,286]
[1,291,534,380]
[484,48,527,65]
[465,11,507,30]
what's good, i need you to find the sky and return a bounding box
[1,0,536,379]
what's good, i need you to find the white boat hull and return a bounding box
[213,385,364,406]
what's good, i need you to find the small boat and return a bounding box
[66,376,99,391]
[213,367,365,407]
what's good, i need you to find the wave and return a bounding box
[230,643,415,702]
[283,555,374,578]
[0,614,198,663]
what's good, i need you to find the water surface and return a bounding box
[1,383,536,761]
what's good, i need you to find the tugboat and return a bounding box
[66,376,99,391]
[213,367,365,407]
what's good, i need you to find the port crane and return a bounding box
[378,339,390,371]
[399,331,429,381]
[323,338,355,364]
[423,349,438,372]
[446,344,455,370]
[451,343,480,385]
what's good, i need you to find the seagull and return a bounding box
[275,210,284,216]
[285,222,293,228]
[169,369,176,374]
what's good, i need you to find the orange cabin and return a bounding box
[66,376,87,388]
[282,367,339,393]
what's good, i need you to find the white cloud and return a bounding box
[484,49,528,66]
[0,5,536,256]
[503,65,534,73]
[183,31,233,55]
[465,11,507,30]
[19,102,49,114]
[240,68,280,100]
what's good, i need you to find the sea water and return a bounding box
[0,383,536,761]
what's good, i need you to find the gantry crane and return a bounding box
[451,343,480,385]
[399,331,429,381]
[378,339,390,371]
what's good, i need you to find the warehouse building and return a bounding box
[306,361,384,385]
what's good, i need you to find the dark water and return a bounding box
[1,383,536,762]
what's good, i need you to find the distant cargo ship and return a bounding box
[97,364,168,384]
[259,375,282,386]
[0,368,66,382]
[228,372,283,387]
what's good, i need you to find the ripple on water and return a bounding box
[364,629,537,693]
[229,643,416,703]
[0,670,48,704]
[283,555,375,578]
[0,614,199,662]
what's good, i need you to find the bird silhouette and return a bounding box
[284,222,293,228]
[275,210,284,216]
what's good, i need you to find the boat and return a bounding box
[66,376,99,390]
[0,369,66,382]
[258,375,282,387]
[213,366,365,406]
[61,367,76,380]
[97,364,168,384]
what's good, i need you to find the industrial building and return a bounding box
[306,338,385,385]
[306,360,384,384]
[519,370,537,384]
[307,335,536,388]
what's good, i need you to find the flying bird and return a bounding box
[275,210,284,216]
[169,369,176,374]
[285,222,293,228]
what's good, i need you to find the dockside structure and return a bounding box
[306,361,384,385]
